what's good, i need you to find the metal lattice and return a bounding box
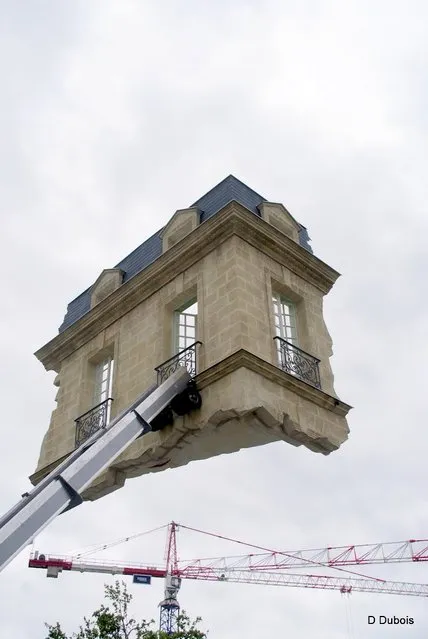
[75,398,113,447]
[155,342,202,385]
[159,599,180,635]
[274,336,321,389]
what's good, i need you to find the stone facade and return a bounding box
[31,195,351,500]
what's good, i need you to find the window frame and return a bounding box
[93,356,114,417]
[173,299,198,355]
[272,292,298,346]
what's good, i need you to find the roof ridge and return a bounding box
[191,174,266,206]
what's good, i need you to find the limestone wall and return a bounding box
[31,204,350,491]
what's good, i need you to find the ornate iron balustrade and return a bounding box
[155,341,202,385]
[274,336,321,389]
[75,398,113,447]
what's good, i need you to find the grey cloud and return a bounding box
[1,0,428,637]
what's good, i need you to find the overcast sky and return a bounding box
[1,1,428,637]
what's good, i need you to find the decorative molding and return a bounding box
[29,452,68,486]
[29,347,351,486]
[35,202,340,371]
[195,348,352,417]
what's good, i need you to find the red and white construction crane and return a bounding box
[29,522,428,634]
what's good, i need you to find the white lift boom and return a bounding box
[0,368,201,573]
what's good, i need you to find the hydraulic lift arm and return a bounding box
[0,367,200,573]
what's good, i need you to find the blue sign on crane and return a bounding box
[133,574,152,585]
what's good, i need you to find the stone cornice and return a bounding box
[29,453,68,486]
[233,205,339,292]
[29,347,351,486]
[196,348,352,417]
[35,202,341,370]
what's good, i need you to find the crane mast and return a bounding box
[160,522,181,634]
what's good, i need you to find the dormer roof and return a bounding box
[59,175,312,332]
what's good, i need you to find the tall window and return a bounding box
[173,300,198,377]
[94,357,114,420]
[75,356,114,446]
[174,301,198,353]
[272,293,297,344]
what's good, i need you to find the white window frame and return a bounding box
[174,300,198,355]
[272,293,298,345]
[94,356,114,415]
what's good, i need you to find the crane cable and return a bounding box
[66,521,390,587]
[67,524,168,558]
[178,523,390,584]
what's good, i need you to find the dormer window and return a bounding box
[258,202,300,243]
[161,208,199,253]
[90,269,124,309]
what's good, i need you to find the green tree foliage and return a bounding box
[45,580,207,639]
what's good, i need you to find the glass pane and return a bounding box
[108,360,114,396]
[273,293,297,344]
[186,302,198,314]
[94,358,113,404]
[174,301,198,354]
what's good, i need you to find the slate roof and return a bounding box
[59,175,313,332]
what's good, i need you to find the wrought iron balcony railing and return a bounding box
[75,397,113,447]
[274,336,321,389]
[155,341,202,385]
